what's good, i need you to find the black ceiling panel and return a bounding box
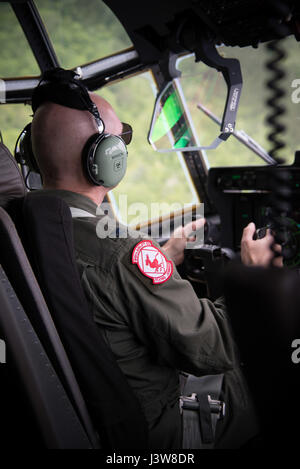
[104,0,300,63]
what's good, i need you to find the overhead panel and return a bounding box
[104,0,300,64]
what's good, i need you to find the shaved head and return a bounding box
[31,93,123,194]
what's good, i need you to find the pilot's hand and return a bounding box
[162,218,206,266]
[241,222,283,267]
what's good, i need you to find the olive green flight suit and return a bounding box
[41,189,259,449]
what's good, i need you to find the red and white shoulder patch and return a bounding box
[132,240,173,284]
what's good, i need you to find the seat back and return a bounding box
[0,261,92,449]
[0,142,26,206]
[0,205,99,447]
[20,192,148,448]
[224,263,300,446]
[0,141,98,447]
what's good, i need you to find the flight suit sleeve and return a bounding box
[108,240,238,377]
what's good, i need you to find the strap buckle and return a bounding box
[180,393,225,420]
[180,392,225,445]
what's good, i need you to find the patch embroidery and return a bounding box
[132,240,173,284]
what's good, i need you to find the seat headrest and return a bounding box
[0,142,26,206]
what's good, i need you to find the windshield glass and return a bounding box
[100,72,199,226]
[35,0,132,69]
[177,36,300,167]
[0,3,40,77]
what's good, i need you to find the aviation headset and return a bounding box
[15,68,129,187]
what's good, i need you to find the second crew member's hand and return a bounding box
[241,222,283,267]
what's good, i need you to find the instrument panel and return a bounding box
[208,152,300,267]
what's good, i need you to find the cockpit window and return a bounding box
[99,71,199,227]
[177,36,299,167]
[35,0,132,69]
[0,3,40,77]
[0,104,32,155]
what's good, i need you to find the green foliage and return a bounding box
[34,0,131,68]
[0,3,40,77]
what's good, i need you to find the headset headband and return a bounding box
[32,68,104,133]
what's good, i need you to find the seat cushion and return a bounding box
[0,142,26,206]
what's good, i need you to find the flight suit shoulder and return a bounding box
[71,215,145,273]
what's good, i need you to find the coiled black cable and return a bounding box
[265,40,286,162]
[264,0,292,263]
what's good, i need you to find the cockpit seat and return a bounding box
[0,141,95,448]
[20,191,148,449]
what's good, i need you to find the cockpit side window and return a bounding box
[0,3,40,77]
[177,36,299,168]
[34,0,132,69]
[0,105,32,155]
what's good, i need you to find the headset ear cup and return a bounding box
[82,133,128,187]
[17,123,40,173]
[82,133,103,185]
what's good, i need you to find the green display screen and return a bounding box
[149,83,194,151]
[151,91,184,142]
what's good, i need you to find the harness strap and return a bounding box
[180,373,225,449]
